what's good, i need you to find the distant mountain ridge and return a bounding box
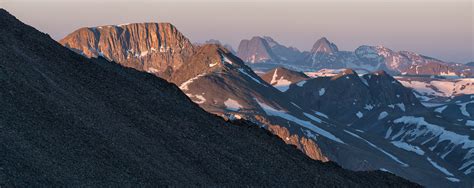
[237,36,474,77]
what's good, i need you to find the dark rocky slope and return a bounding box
[0,9,418,187]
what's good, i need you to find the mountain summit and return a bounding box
[236,36,279,63]
[60,22,195,79]
[311,37,339,54]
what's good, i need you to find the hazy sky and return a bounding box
[2,0,473,63]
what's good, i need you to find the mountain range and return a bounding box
[59,19,474,187]
[0,9,424,187]
[237,36,474,77]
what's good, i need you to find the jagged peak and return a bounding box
[311,37,338,54]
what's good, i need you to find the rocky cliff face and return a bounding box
[236,36,280,63]
[60,23,195,79]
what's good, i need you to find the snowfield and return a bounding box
[391,116,474,175]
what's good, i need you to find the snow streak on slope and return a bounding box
[427,157,454,177]
[238,68,268,87]
[180,73,206,91]
[255,99,344,144]
[390,141,425,155]
[344,130,409,167]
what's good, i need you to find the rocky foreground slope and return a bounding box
[0,9,420,186]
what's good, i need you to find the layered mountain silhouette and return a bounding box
[59,13,474,187]
[237,36,474,77]
[0,9,422,187]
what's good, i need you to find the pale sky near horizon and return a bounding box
[2,0,473,63]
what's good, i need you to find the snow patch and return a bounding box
[319,88,326,96]
[209,62,218,67]
[396,103,406,112]
[378,111,388,120]
[446,177,460,182]
[270,70,293,92]
[179,73,205,91]
[296,80,307,87]
[364,104,374,110]
[193,95,206,104]
[427,157,454,176]
[303,113,322,123]
[434,105,447,113]
[466,120,474,127]
[224,98,243,111]
[313,111,329,119]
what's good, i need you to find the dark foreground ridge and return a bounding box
[0,9,418,187]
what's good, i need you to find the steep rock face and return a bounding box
[60,23,194,78]
[1,9,421,187]
[236,36,280,63]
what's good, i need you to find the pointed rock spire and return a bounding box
[311,37,339,54]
